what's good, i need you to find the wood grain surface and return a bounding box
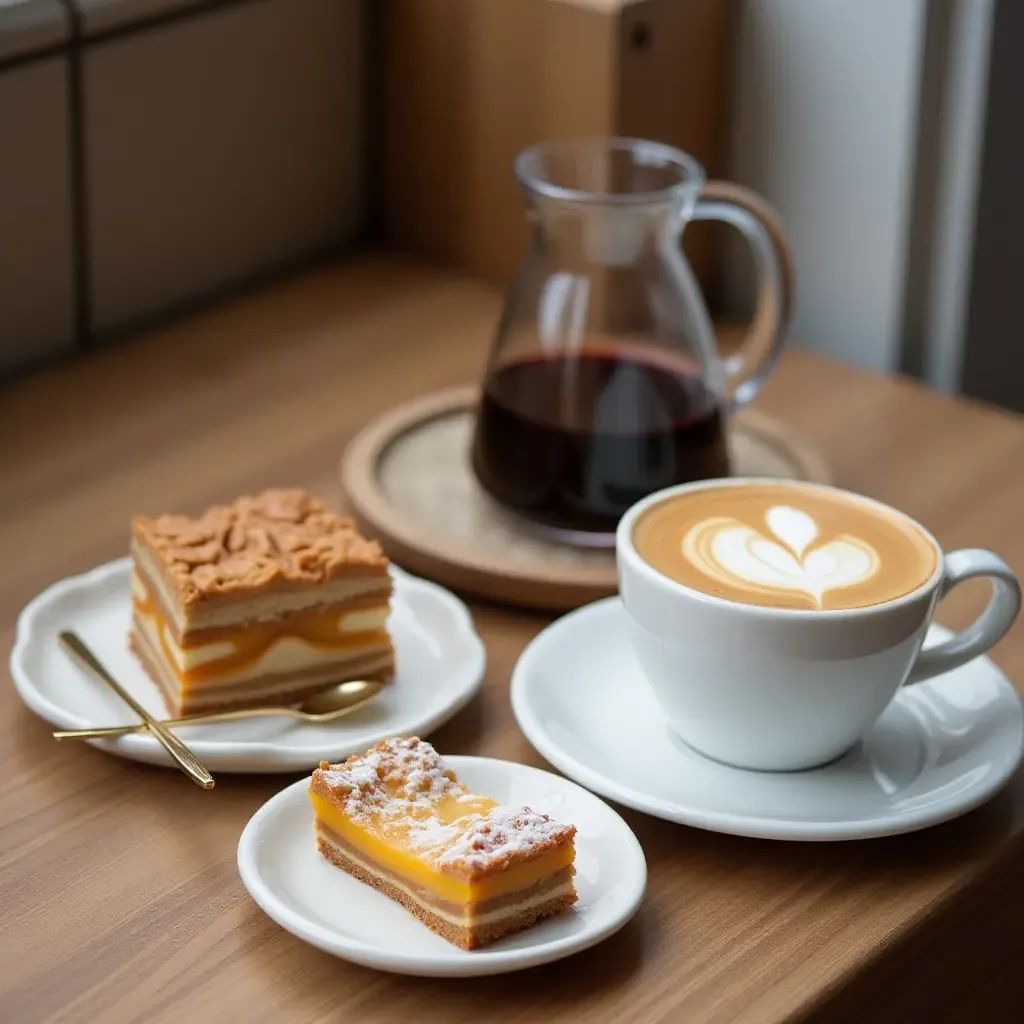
[2,256,1024,1024]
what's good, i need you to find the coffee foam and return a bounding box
[682,506,881,609]
[633,483,938,611]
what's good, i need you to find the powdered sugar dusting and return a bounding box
[435,806,573,871]
[316,736,462,826]
[312,737,575,878]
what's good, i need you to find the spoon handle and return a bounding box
[54,703,303,740]
[58,632,215,789]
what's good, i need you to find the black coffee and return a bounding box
[472,350,730,534]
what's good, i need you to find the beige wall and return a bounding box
[0,0,368,371]
[726,0,928,372]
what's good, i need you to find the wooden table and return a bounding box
[2,256,1023,1024]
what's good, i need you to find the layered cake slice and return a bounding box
[309,737,577,949]
[130,488,394,715]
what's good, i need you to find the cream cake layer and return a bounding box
[131,626,394,714]
[308,738,577,949]
[132,569,390,666]
[131,542,390,637]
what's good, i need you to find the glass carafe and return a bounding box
[471,138,794,545]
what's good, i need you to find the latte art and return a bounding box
[682,506,880,609]
[633,482,939,611]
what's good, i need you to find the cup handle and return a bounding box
[906,549,1021,685]
[691,181,796,410]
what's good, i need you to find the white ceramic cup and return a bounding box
[616,479,1021,772]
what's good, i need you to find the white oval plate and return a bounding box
[11,559,485,772]
[512,598,1024,841]
[237,755,646,976]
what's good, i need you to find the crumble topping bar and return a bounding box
[309,737,578,949]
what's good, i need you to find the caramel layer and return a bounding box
[131,627,394,714]
[132,568,391,687]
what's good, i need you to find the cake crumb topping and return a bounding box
[132,488,386,603]
[312,738,575,879]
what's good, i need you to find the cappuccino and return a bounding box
[632,482,938,611]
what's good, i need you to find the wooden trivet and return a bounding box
[340,386,833,611]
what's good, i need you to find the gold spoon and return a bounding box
[53,678,384,741]
[58,631,215,789]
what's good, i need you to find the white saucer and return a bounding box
[11,559,485,773]
[511,598,1024,841]
[237,755,646,976]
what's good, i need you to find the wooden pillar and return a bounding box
[382,0,738,299]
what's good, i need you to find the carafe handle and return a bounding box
[691,181,795,410]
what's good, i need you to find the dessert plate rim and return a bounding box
[10,558,486,772]
[236,755,647,976]
[511,597,1024,841]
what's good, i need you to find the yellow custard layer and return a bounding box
[309,792,575,905]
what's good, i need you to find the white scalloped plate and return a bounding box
[11,559,485,772]
[237,757,647,976]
